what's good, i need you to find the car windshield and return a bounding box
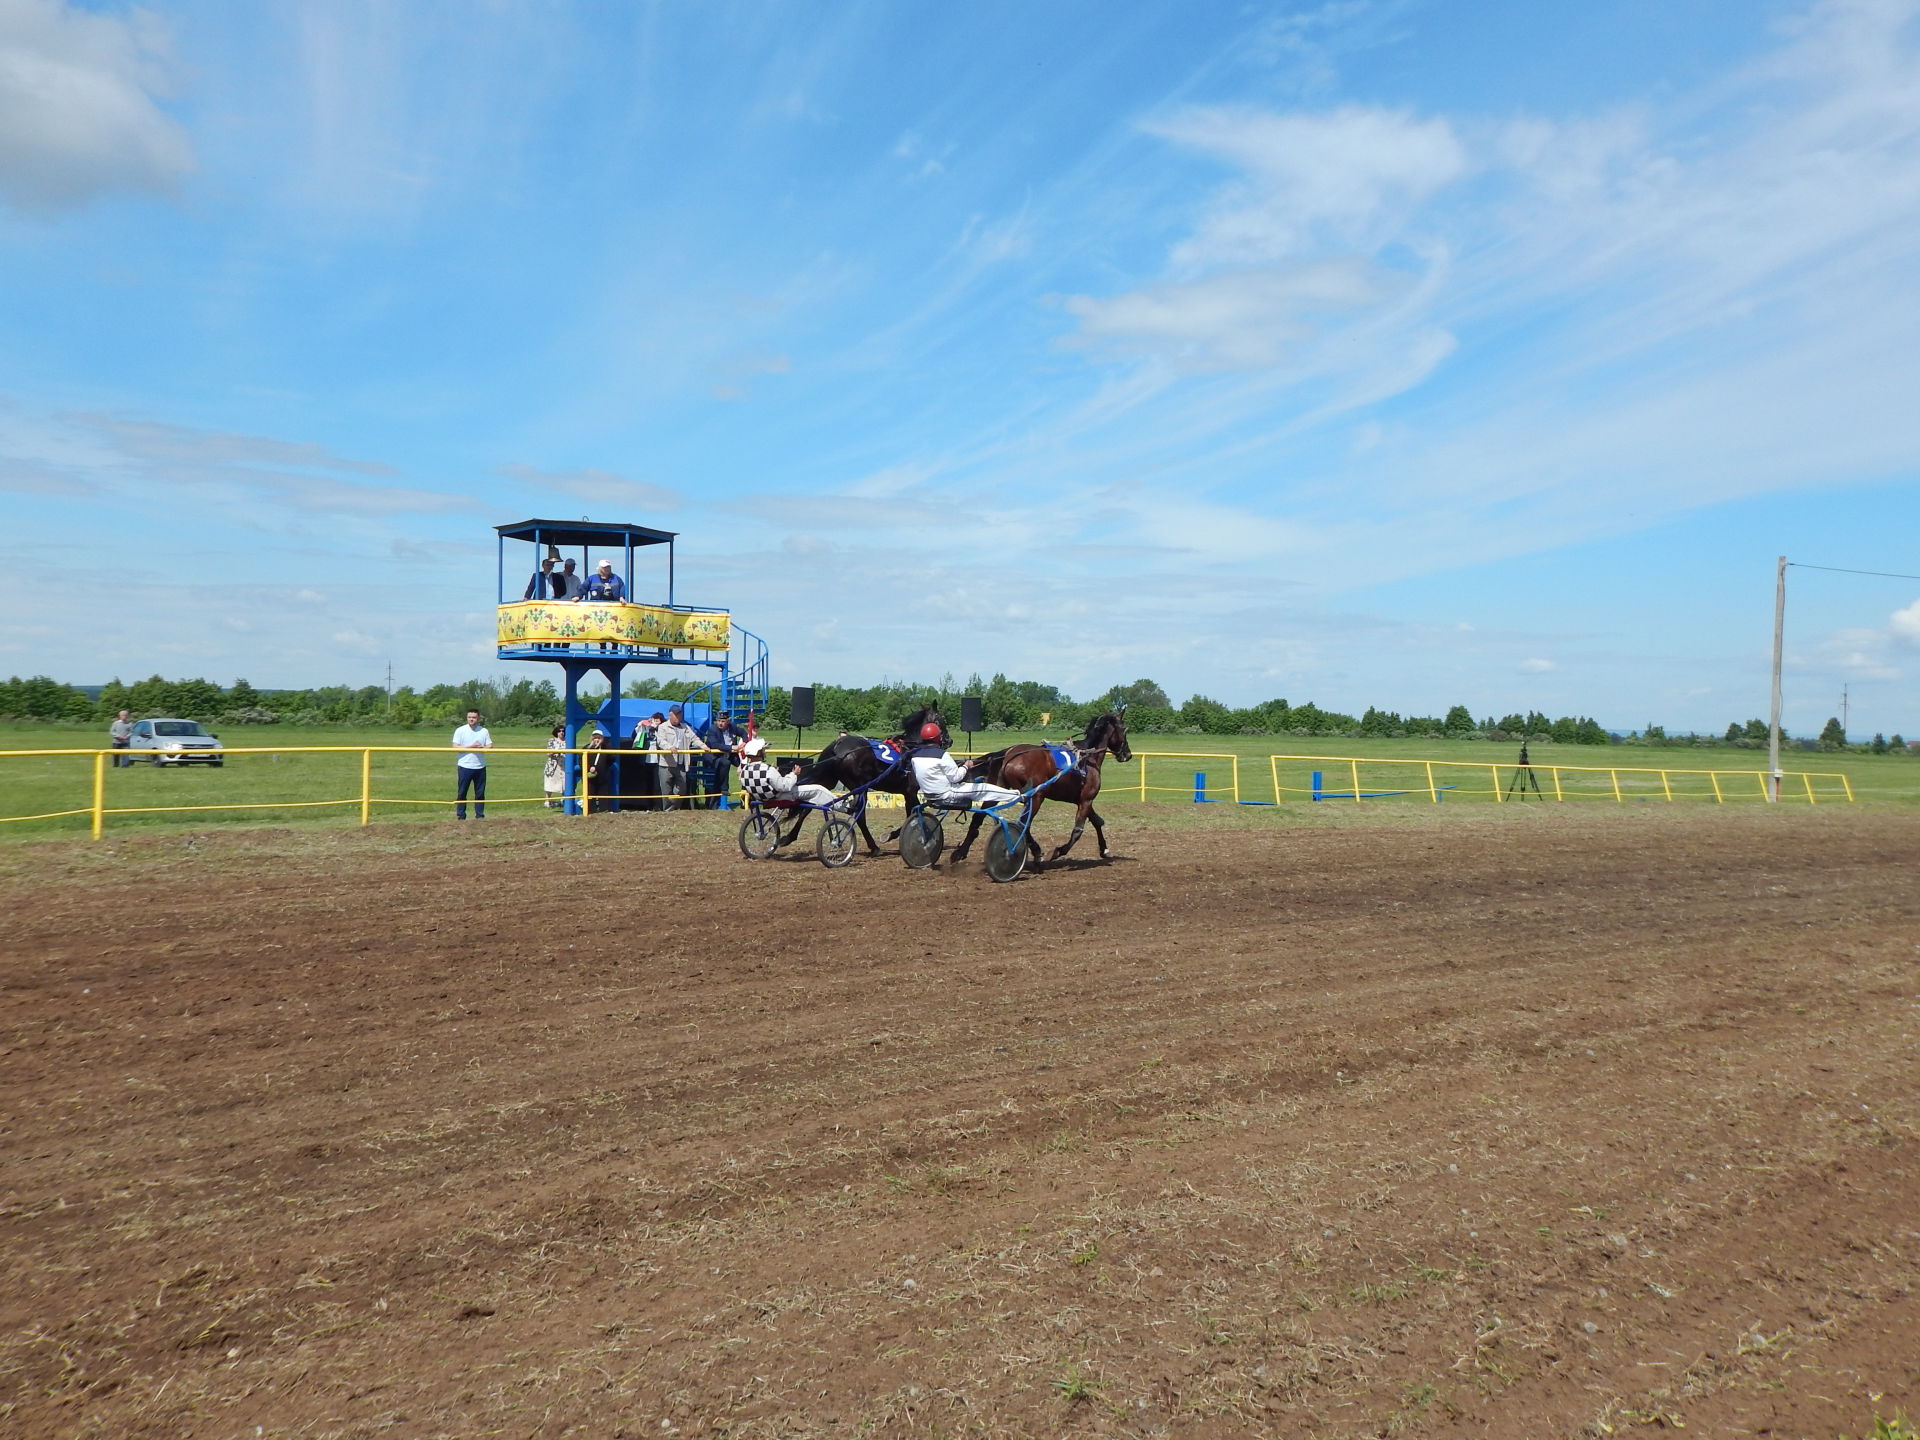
[152,721,209,737]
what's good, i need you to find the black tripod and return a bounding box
[1506,741,1543,800]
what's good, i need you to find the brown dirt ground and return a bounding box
[2,805,1918,1440]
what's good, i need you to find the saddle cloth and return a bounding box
[868,738,902,766]
[1045,744,1080,774]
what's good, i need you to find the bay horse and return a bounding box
[951,709,1132,867]
[786,704,948,855]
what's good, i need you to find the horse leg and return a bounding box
[780,814,807,847]
[1087,805,1111,859]
[1049,800,1093,862]
[951,809,988,862]
[882,784,917,844]
[855,806,884,856]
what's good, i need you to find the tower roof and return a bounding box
[495,518,676,547]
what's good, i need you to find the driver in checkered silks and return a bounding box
[908,722,1019,809]
[739,737,841,810]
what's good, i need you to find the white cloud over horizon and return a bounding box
[0,0,194,214]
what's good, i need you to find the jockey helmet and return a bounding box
[919,721,943,741]
[742,737,768,757]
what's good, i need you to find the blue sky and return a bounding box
[2,0,1918,736]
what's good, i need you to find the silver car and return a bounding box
[129,718,225,766]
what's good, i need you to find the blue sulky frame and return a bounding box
[494,518,765,815]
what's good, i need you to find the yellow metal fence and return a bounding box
[0,745,1852,839]
[1263,753,1852,805]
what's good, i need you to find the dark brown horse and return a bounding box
[789,704,947,854]
[951,710,1132,866]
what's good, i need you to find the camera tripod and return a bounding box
[1506,742,1543,800]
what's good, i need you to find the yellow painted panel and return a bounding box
[496,601,731,651]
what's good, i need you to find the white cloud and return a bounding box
[0,0,194,214]
[1519,658,1556,673]
[1066,261,1403,371]
[499,462,682,515]
[1147,105,1467,268]
[1890,597,1920,642]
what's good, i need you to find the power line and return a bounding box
[1788,562,1920,581]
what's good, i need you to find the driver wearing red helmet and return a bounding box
[908,721,1019,809]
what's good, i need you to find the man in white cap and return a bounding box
[738,737,839,811]
[581,558,625,603]
[553,557,584,601]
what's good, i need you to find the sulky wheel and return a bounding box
[817,815,858,868]
[984,825,1028,883]
[899,808,944,869]
[739,810,782,860]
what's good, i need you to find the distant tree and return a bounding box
[1818,716,1847,750]
[1443,705,1475,736]
[1871,732,1888,754]
[1743,718,1769,741]
[1724,722,1743,743]
[1890,733,1907,753]
[1643,723,1667,742]
[1179,694,1234,734]
[1109,678,1171,710]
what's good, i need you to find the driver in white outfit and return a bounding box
[908,722,1020,809]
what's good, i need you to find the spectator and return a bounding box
[553,558,584,601]
[523,555,558,600]
[108,709,134,768]
[543,724,567,810]
[698,711,743,807]
[581,558,626,603]
[634,713,663,810]
[654,705,700,808]
[583,729,610,813]
[451,708,493,819]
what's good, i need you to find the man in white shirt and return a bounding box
[553,559,584,601]
[452,709,493,819]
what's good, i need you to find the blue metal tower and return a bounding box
[495,518,768,811]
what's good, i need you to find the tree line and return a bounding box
[1,671,1905,751]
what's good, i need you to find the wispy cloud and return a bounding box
[0,0,194,215]
[500,462,682,514]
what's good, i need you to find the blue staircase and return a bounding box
[688,623,769,729]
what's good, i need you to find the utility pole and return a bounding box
[386,661,393,720]
[1839,683,1850,739]
[1767,555,1785,803]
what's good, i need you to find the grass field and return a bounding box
[1,721,1915,840]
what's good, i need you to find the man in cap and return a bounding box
[653,705,700,807]
[581,558,626,603]
[553,557,584,601]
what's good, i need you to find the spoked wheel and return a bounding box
[984,824,1029,883]
[738,810,782,860]
[817,815,858,868]
[899,809,945,869]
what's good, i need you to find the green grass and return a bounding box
[1,722,1915,841]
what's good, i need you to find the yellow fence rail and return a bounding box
[1263,753,1852,805]
[0,744,1855,840]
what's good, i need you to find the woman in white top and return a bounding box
[543,726,566,809]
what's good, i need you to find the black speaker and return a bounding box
[960,695,983,733]
[790,686,816,728]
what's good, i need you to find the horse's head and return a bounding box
[1086,710,1132,762]
[901,704,948,747]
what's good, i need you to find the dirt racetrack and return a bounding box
[3,805,1918,1439]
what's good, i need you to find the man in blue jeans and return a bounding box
[452,708,493,818]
